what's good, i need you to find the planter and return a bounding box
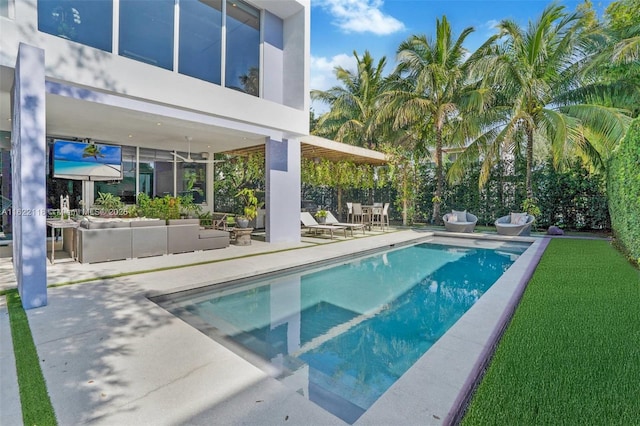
[317,216,326,224]
[236,218,250,228]
[232,227,253,246]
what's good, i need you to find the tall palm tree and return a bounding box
[382,16,482,224]
[311,51,389,150]
[462,4,631,199]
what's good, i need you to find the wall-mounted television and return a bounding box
[52,139,123,181]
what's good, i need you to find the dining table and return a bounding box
[361,204,383,229]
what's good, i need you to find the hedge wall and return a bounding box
[607,118,640,263]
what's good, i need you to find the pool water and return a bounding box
[156,240,528,423]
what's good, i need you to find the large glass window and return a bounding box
[177,159,206,204]
[1,0,14,18]
[179,0,222,84]
[37,0,113,51]
[47,177,82,211]
[119,0,174,70]
[138,148,174,198]
[1,135,11,240]
[94,146,137,204]
[225,0,260,96]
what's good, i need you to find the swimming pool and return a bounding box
[154,239,529,424]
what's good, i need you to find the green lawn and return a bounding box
[6,290,57,426]
[462,239,640,424]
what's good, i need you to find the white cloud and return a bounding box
[310,53,356,91]
[310,53,357,114]
[484,19,501,36]
[316,0,405,35]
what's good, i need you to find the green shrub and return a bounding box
[131,193,200,221]
[607,118,640,263]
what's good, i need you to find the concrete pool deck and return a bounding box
[1,230,548,425]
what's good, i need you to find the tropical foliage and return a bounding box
[310,1,635,231]
[607,118,640,264]
[131,193,199,221]
[311,51,389,150]
[383,16,484,223]
[453,4,631,199]
[213,153,264,213]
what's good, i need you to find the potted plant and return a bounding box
[234,188,259,228]
[315,209,328,224]
[93,192,126,217]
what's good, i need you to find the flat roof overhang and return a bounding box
[223,135,388,166]
[0,68,300,154]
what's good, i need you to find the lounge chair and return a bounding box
[495,213,535,236]
[325,212,366,236]
[443,210,478,233]
[300,212,347,239]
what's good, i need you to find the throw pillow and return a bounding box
[452,210,467,222]
[448,214,458,223]
[510,212,528,225]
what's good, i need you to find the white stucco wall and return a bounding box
[12,43,48,309]
[266,137,301,243]
[0,0,308,136]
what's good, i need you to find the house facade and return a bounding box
[0,0,310,308]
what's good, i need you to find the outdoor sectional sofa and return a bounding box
[76,217,229,263]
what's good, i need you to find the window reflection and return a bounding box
[95,146,136,204]
[37,0,113,51]
[139,148,174,198]
[1,0,14,18]
[177,160,206,204]
[119,0,174,70]
[225,0,260,96]
[179,0,223,84]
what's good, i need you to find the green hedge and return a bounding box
[607,118,640,263]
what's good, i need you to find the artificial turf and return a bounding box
[461,239,640,424]
[6,290,57,426]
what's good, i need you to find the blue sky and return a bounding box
[310,0,615,113]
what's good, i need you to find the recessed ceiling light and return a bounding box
[128,134,133,138]
[6,118,11,122]
[156,122,162,126]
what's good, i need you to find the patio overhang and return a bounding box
[222,135,388,166]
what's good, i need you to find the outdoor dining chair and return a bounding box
[346,202,353,223]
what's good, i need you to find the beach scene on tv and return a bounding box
[53,140,122,180]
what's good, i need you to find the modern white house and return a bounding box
[0,0,310,308]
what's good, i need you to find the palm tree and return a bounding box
[311,51,389,150]
[382,16,481,224]
[82,144,104,160]
[462,4,631,199]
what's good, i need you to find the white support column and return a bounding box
[12,43,48,309]
[206,153,215,213]
[265,137,300,243]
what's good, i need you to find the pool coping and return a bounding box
[149,231,547,425]
[16,230,548,425]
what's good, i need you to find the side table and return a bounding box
[46,219,79,264]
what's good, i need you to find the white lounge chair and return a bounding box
[325,212,366,236]
[300,212,347,239]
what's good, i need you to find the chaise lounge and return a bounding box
[325,211,366,236]
[300,212,347,239]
